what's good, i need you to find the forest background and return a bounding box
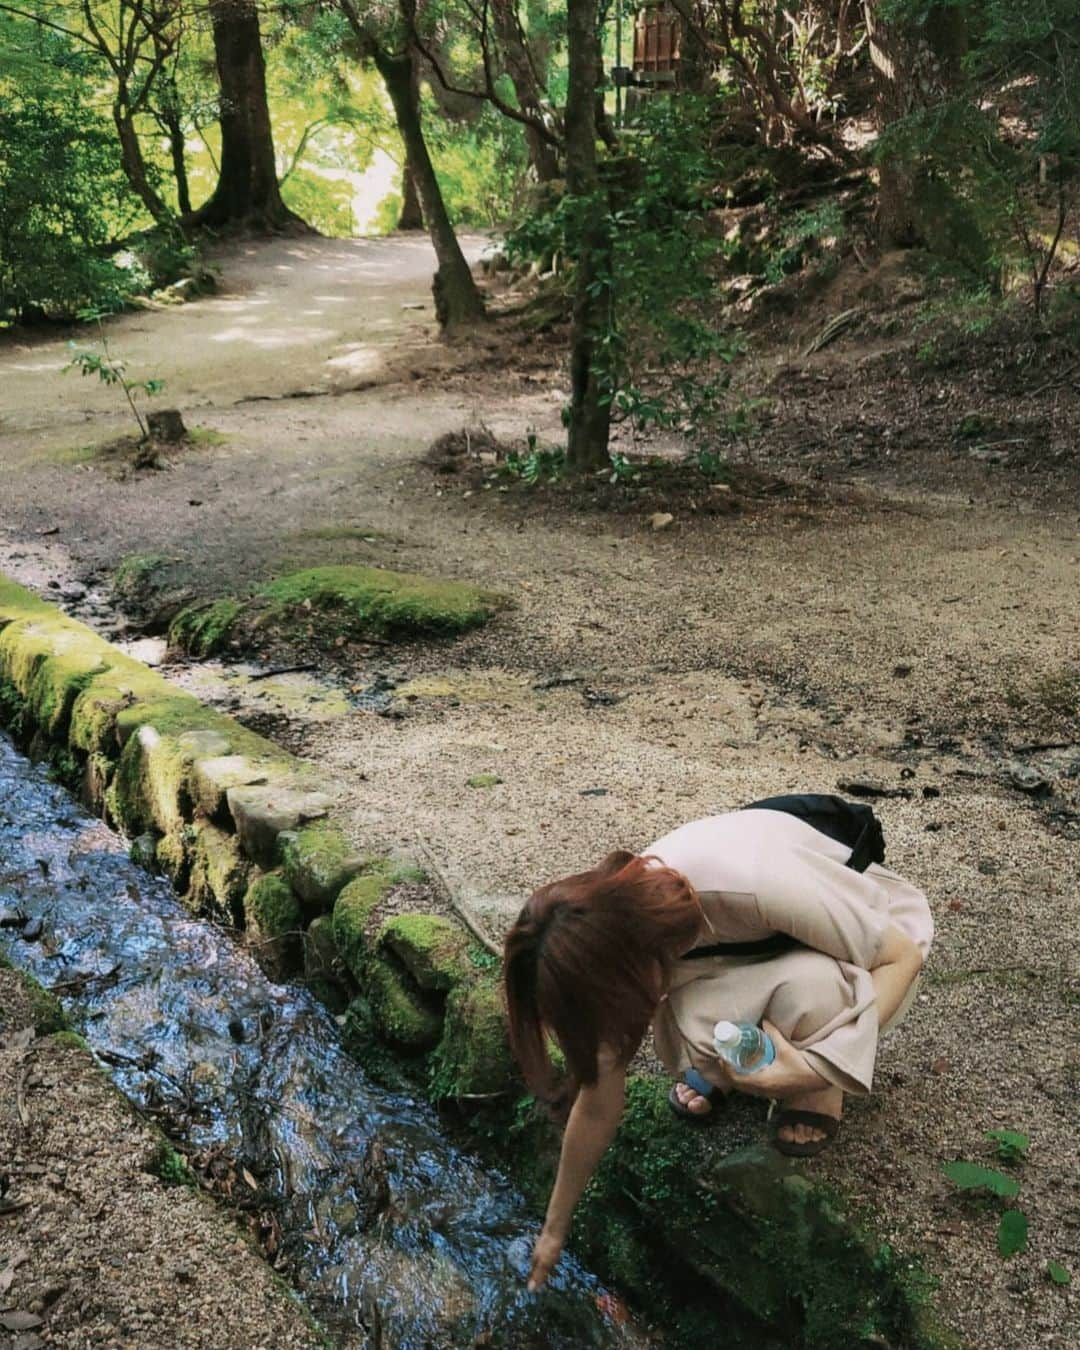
[1,0,1077,477]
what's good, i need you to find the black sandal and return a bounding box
[668,1068,723,1125]
[768,1108,841,1157]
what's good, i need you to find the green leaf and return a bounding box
[997,1209,1028,1258]
[986,1128,1029,1158]
[942,1161,1021,1197]
[1047,1261,1071,1286]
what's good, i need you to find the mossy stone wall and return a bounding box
[0,572,948,1349]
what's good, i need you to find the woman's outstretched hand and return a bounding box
[717,1020,828,1100]
[527,1226,565,1292]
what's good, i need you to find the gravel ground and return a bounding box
[1,237,1077,1346]
[0,970,327,1350]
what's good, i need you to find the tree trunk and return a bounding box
[564,0,611,473]
[490,0,559,181]
[189,0,306,231]
[160,86,192,216]
[863,2,967,246]
[397,161,425,229]
[114,100,171,222]
[376,45,485,326]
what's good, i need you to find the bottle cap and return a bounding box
[712,1020,739,1045]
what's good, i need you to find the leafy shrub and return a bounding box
[0,18,147,322]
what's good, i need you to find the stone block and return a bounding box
[228,785,336,871]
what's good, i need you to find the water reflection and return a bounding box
[0,737,653,1348]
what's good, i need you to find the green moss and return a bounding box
[147,1141,196,1188]
[246,873,301,938]
[429,974,515,1099]
[188,825,251,922]
[293,524,391,543]
[365,955,443,1051]
[466,773,502,789]
[280,820,362,913]
[187,427,228,447]
[50,1029,89,1051]
[168,599,243,657]
[155,830,190,891]
[112,553,170,604]
[378,913,471,992]
[0,573,54,623]
[332,869,395,981]
[258,565,503,638]
[70,664,179,754]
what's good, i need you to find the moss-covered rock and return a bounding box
[258,565,503,639]
[168,598,244,657]
[365,955,443,1051]
[429,974,515,1099]
[245,873,302,980]
[192,755,274,822]
[228,782,335,870]
[155,830,190,891]
[303,914,348,1010]
[0,620,108,739]
[280,821,363,913]
[331,870,395,982]
[188,825,252,922]
[378,913,471,993]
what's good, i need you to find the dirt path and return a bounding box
[1,237,1077,1347]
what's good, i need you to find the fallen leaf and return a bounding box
[595,1291,629,1325]
[931,1058,949,1075]
[242,1168,258,1191]
[948,900,963,912]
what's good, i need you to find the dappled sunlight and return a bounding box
[210,323,338,349]
[325,345,386,380]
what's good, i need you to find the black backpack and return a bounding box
[680,793,886,962]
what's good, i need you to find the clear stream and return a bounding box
[0,737,653,1348]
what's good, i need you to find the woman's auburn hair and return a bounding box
[502,850,701,1112]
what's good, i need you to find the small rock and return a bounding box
[892,664,912,678]
[1007,764,1051,795]
[922,786,941,798]
[649,512,674,531]
[20,917,44,942]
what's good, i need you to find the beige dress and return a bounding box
[648,809,934,1096]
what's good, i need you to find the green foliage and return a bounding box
[1047,1260,1072,1286]
[986,1128,1030,1165]
[281,168,357,237]
[997,1209,1028,1258]
[763,201,847,284]
[149,1141,196,1188]
[503,432,566,484]
[0,16,146,322]
[64,315,165,439]
[941,1161,1020,1198]
[506,96,741,476]
[427,102,529,227]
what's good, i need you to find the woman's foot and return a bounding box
[773,1083,843,1148]
[668,1068,723,1122]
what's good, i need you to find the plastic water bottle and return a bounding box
[712,1020,775,1073]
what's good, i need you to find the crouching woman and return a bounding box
[502,803,932,1291]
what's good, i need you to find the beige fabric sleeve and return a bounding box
[751,843,891,970]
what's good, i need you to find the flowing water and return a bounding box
[0,737,654,1348]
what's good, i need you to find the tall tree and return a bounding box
[0,0,179,221]
[564,0,610,471]
[338,0,485,326]
[188,0,306,230]
[490,0,559,180]
[863,1,967,244]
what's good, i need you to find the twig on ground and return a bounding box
[412,834,502,958]
[248,663,318,682]
[1028,362,1078,398]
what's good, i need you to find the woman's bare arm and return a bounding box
[869,921,924,1026]
[528,1054,626,1291]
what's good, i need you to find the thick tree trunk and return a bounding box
[397,161,425,229]
[864,2,967,246]
[376,46,485,326]
[114,101,170,222]
[565,0,611,473]
[189,0,306,231]
[490,0,559,181]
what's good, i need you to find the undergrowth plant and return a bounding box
[64,308,164,441]
[505,96,743,480]
[942,1129,1032,1259]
